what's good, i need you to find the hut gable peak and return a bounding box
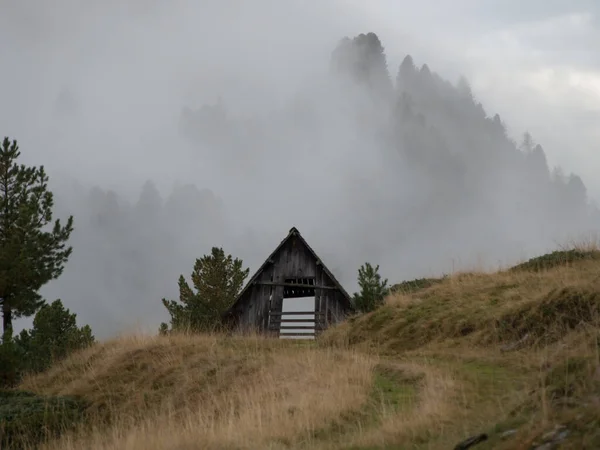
[225,227,353,318]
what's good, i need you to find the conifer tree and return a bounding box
[16,299,94,373]
[352,262,389,313]
[0,137,74,335]
[161,247,249,333]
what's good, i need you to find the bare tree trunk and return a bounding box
[2,301,12,337]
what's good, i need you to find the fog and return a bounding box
[2,1,598,338]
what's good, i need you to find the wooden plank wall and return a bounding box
[314,263,348,328]
[233,235,350,335]
[276,235,317,280]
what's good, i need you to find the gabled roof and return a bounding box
[224,227,354,315]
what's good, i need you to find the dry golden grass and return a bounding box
[20,333,376,450]
[324,255,600,353]
[12,245,600,449]
[320,247,600,448]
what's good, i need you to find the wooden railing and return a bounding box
[268,311,326,338]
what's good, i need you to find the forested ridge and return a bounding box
[33,32,599,338]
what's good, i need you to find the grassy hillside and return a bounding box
[322,249,600,449]
[8,248,600,449]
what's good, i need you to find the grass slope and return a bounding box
[323,249,600,449]
[11,248,600,449]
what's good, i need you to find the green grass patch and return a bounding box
[309,364,421,444]
[510,249,600,272]
[391,276,447,294]
[446,353,600,450]
[371,366,420,413]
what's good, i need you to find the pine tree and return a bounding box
[397,54,417,90]
[0,326,23,387]
[0,137,74,334]
[15,299,94,373]
[352,262,389,313]
[520,132,535,153]
[161,247,249,333]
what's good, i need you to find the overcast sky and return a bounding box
[1,1,599,337]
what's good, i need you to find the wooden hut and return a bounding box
[223,227,354,338]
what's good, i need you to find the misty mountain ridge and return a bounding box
[31,32,599,338]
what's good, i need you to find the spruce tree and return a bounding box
[0,137,74,335]
[161,247,249,333]
[352,262,389,313]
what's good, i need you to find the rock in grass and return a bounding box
[453,433,488,450]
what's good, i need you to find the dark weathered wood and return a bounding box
[255,281,339,290]
[283,288,315,299]
[276,325,319,330]
[269,311,324,316]
[284,277,315,285]
[270,329,322,333]
[267,329,280,338]
[224,227,354,337]
[269,318,320,323]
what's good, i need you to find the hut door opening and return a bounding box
[279,277,315,340]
